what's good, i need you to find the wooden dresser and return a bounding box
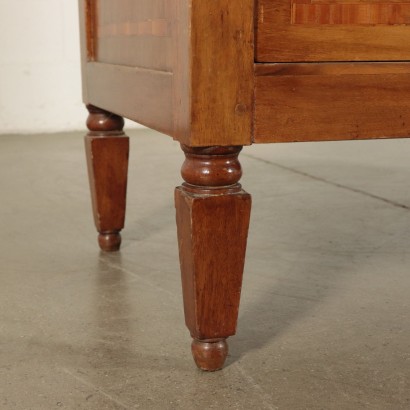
[79,0,410,371]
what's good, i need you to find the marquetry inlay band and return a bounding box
[291,1,410,25]
[98,19,170,38]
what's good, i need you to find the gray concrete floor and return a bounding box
[1,130,410,409]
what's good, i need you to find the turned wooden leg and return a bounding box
[175,145,252,371]
[85,105,129,252]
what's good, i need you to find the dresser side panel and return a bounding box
[79,0,255,145]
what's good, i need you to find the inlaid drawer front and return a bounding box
[292,0,410,25]
[257,0,410,62]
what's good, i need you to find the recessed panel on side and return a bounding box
[93,0,173,71]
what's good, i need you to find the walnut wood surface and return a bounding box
[79,0,410,146]
[191,340,228,372]
[291,1,410,25]
[175,146,251,370]
[180,0,254,146]
[85,105,129,251]
[79,0,254,146]
[254,62,410,143]
[95,0,173,71]
[256,0,410,62]
[85,62,173,134]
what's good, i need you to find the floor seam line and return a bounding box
[59,367,131,409]
[98,256,177,300]
[243,153,410,210]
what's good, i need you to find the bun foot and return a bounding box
[191,339,228,371]
[98,232,122,252]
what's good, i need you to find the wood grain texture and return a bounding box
[80,0,255,145]
[173,0,255,146]
[175,146,251,370]
[191,339,229,372]
[79,0,174,134]
[95,0,173,71]
[254,62,410,143]
[175,191,251,337]
[85,0,97,61]
[172,1,191,142]
[85,62,173,135]
[79,0,90,101]
[255,62,410,76]
[85,105,129,252]
[291,1,410,25]
[256,0,410,62]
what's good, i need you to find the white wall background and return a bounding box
[0,0,140,134]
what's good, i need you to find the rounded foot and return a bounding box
[98,232,122,252]
[191,339,228,371]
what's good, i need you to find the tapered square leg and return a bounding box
[85,105,129,252]
[175,146,251,371]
